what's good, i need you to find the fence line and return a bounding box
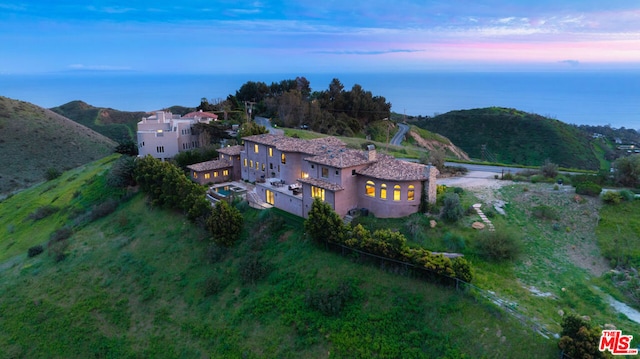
[321,239,559,340]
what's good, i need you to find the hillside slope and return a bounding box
[407,125,470,160]
[0,96,116,195]
[410,107,600,170]
[0,157,556,358]
[50,101,147,143]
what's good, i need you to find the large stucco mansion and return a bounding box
[136,111,438,219]
[187,134,438,219]
[137,110,218,160]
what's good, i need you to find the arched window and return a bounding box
[380,183,387,200]
[393,185,401,201]
[408,185,415,201]
[365,181,375,197]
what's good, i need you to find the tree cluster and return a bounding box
[304,199,473,283]
[133,156,211,222]
[227,77,391,136]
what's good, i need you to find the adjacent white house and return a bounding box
[136,110,217,161]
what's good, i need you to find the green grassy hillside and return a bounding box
[410,107,601,170]
[0,97,116,196]
[50,101,147,143]
[0,157,560,358]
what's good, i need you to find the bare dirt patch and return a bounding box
[439,172,610,276]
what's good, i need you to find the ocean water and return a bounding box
[1,71,638,128]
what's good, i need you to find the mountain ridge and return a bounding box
[0,96,116,195]
[408,107,601,170]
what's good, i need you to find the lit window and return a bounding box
[204,173,210,179]
[269,147,273,157]
[301,171,309,179]
[255,161,259,169]
[380,184,387,200]
[408,185,415,201]
[311,186,325,201]
[244,158,248,167]
[266,190,275,205]
[281,153,286,164]
[365,181,375,197]
[193,172,198,179]
[214,171,218,177]
[250,160,253,168]
[321,167,329,178]
[393,185,401,201]
[254,144,259,153]
[262,163,265,171]
[223,170,229,176]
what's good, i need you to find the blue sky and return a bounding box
[1,1,640,74]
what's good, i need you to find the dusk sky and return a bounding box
[1,1,640,74]
[0,0,640,74]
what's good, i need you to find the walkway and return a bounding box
[472,203,495,231]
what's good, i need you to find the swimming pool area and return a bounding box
[209,183,247,198]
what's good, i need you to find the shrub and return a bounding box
[239,254,269,284]
[474,229,521,261]
[531,205,559,220]
[49,227,73,243]
[89,199,119,221]
[27,245,44,258]
[502,172,514,180]
[48,228,72,263]
[106,156,137,188]
[305,198,347,244]
[540,159,558,178]
[602,191,622,205]
[203,275,225,297]
[441,193,464,222]
[305,281,355,316]
[206,200,243,247]
[620,189,636,202]
[558,314,606,359]
[452,258,473,283]
[28,205,59,221]
[442,232,466,252]
[44,167,61,181]
[575,182,602,197]
[453,187,464,195]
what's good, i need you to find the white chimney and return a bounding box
[367,144,376,161]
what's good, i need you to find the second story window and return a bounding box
[321,167,329,178]
[254,144,259,153]
[281,153,286,164]
[269,147,273,157]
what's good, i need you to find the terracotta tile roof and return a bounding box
[298,177,344,192]
[187,159,232,172]
[306,147,372,168]
[218,145,243,156]
[357,154,430,181]
[183,111,218,120]
[242,134,346,155]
